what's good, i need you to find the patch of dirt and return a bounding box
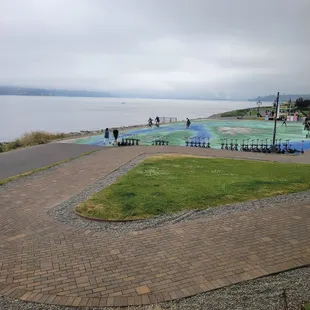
[218,127,256,135]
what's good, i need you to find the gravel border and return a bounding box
[48,153,310,234]
[1,266,309,310]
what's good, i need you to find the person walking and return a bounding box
[281,116,287,127]
[104,128,109,144]
[186,118,191,129]
[148,117,153,127]
[113,129,119,145]
[155,116,160,127]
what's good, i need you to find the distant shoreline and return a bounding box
[2,86,310,101]
[0,93,248,101]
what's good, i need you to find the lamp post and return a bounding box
[271,92,280,152]
[256,98,262,117]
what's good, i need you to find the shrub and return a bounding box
[19,131,64,147]
[295,97,310,109]
[5,140,21,151]
[1,131,66,152]
[221,109,249,117]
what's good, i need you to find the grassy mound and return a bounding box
[0,131,65,152]
[76,155,310,220]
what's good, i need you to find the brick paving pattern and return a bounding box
[0,146,310,307]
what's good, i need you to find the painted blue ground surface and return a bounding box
[75,119,310,152]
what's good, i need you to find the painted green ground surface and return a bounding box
[75,119,310,151]
[76,155,310,220]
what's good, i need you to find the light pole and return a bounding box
[271,92,280,151]
[256,98,262,116]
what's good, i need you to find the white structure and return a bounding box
[256,99,262,115]
[277,102,281,118]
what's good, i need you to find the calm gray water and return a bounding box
[0,96,255,141]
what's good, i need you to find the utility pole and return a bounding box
[272,92,280,150]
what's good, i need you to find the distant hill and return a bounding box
[0,86,111,98]
[250,94,310,102]
[0,86,245,100]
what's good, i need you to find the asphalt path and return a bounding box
[0,143,104,179]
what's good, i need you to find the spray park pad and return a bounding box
[74,119,310,152]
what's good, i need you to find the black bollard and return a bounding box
[220,139,224,149]
[194,137,198,147]
[234,139,238,151]
[202,137,206,148]
[229,139,234,150]
[225,138,229,150]
[241,140,245,151]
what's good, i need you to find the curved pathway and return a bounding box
[1,146,310,307]
[0,143,104,180]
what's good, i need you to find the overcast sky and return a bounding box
[0,0,309,98]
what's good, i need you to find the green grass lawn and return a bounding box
[219,106,272,117]
[305,303,310,310]
[76,155,310,220]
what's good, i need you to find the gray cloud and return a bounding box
[0,0,309,98]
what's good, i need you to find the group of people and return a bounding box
[104,127,118,145]
[148,116,160,127]
[104,117,193,146]
[148,117,192,129]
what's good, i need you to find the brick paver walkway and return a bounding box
[1,147,310,307]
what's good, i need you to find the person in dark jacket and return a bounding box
[104,128,109,144]
[186,118,191,129]
[155,116,160,127]
[113,129,119,145]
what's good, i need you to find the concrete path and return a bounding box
[0,146,310,307]
[1,143,310,181]
[0,143,104,179]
